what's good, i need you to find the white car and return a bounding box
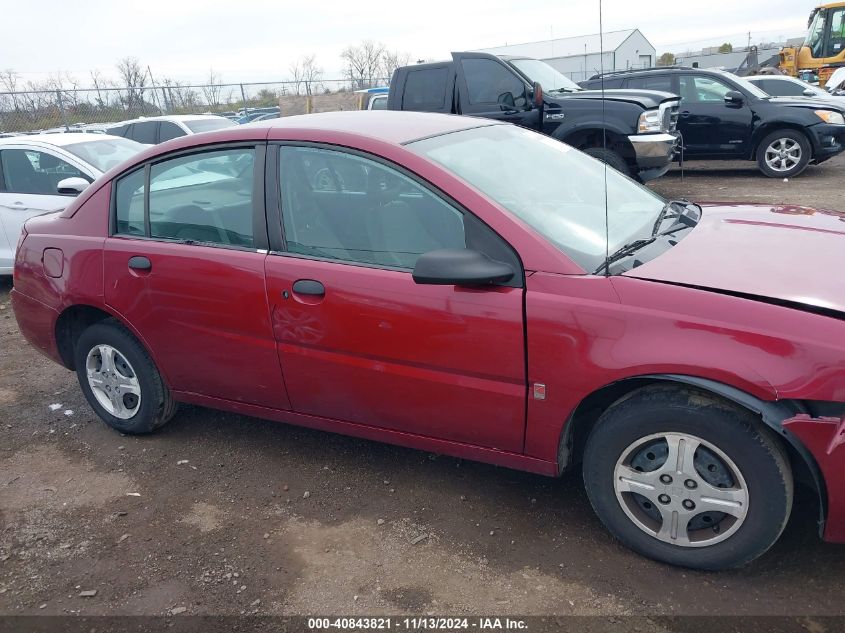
[828,67,845,94]
[106,114,235,144]
[745,74,842,100]
[0,134,144,274]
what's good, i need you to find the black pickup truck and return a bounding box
[387,52,681,181]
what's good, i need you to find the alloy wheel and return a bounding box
[85,344,142,419]
[764,138,802,173]
[613,432,749,547]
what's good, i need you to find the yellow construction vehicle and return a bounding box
[779,2,845,86]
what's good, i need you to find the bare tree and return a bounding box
[201,68,224,108]
[380,50,411,83]
[289,58,304,95]
[0,69,23,114]
[301,54,323,96]
[341,40,386,90]
[162,78,200,112]
[116,56,147,112]
[89,70,113,110]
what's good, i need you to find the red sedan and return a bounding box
[11,111,845,570]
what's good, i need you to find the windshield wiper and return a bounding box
[595,224,692,275]
[652,199,701,236]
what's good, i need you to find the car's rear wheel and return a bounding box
[74,319,177,434]
[756,129,811,178]
[583,386,793,570]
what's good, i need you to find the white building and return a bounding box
[477,29,656,83]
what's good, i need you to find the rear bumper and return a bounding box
[783,414,845,543]
[627,132,679,181]
[10,288,63,365]
[808,123,845,162]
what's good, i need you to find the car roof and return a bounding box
[746,75,799,82]
[246,111,498,145]
[0,132,128,148]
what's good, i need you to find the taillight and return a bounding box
[15,225,28,256]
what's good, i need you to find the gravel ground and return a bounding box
[1,155,844,622]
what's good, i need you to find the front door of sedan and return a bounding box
[677,74,753,158]
[263,144,526,451]
[103,144,291,410]
[0,146,94,272]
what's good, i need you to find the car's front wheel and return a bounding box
[74,319,177,434]
[582,147,632,177]
[756,129,811,178]
[583,386,793,570]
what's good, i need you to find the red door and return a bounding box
[105,240,289,410]
[264,257,524,450]
[263,144,526,451]
[103,145,291,410]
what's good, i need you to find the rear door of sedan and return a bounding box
[262,143,527,451]
[103,142,292,410]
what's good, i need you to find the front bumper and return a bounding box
[783,414,845,543]
[808,122,845,162]
[627,132,679,181]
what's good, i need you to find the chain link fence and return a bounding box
[0,78,390,135]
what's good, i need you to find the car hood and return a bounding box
[623,203,845,313]
[552,89,678,109]
[766,96,845,111]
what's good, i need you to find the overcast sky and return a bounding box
[2,0,818,86]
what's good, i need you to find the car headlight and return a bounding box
[815,110,845,124]
[637,109,662,133]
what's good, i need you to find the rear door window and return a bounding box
[158,121,186,142]
[625,75,674,92]
[402,68,450,111]
[131,121,158,144]
[148,148,256,247]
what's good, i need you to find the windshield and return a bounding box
[184,118,236,133]
[63,138,145,173]
[408,124,665,272]
[509,58,583,93]
[712,70,771,99]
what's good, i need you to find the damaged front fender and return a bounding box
[783,414,845,543]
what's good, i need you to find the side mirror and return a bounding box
[56,177,90,196]
[532,81,544,108]
[803,88,816,97]
[412,249,514,286]
[724,90,744,105]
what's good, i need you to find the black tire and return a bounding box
[756,129,812,178]
[74,319,177,434]
[583,386,793,570]
[582,147,632,177]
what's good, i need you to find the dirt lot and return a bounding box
[1,156,844,624]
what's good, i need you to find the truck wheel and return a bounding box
[582,147,632,177]
[756,130,811,178]
[74,319,178,434]
[583,386,793,570]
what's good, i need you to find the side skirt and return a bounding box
[171,390,558,477]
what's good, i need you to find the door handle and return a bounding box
[11,202,29,210]
[128,256,152,271]
[680,111,691,118]
[292,279,325,296]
